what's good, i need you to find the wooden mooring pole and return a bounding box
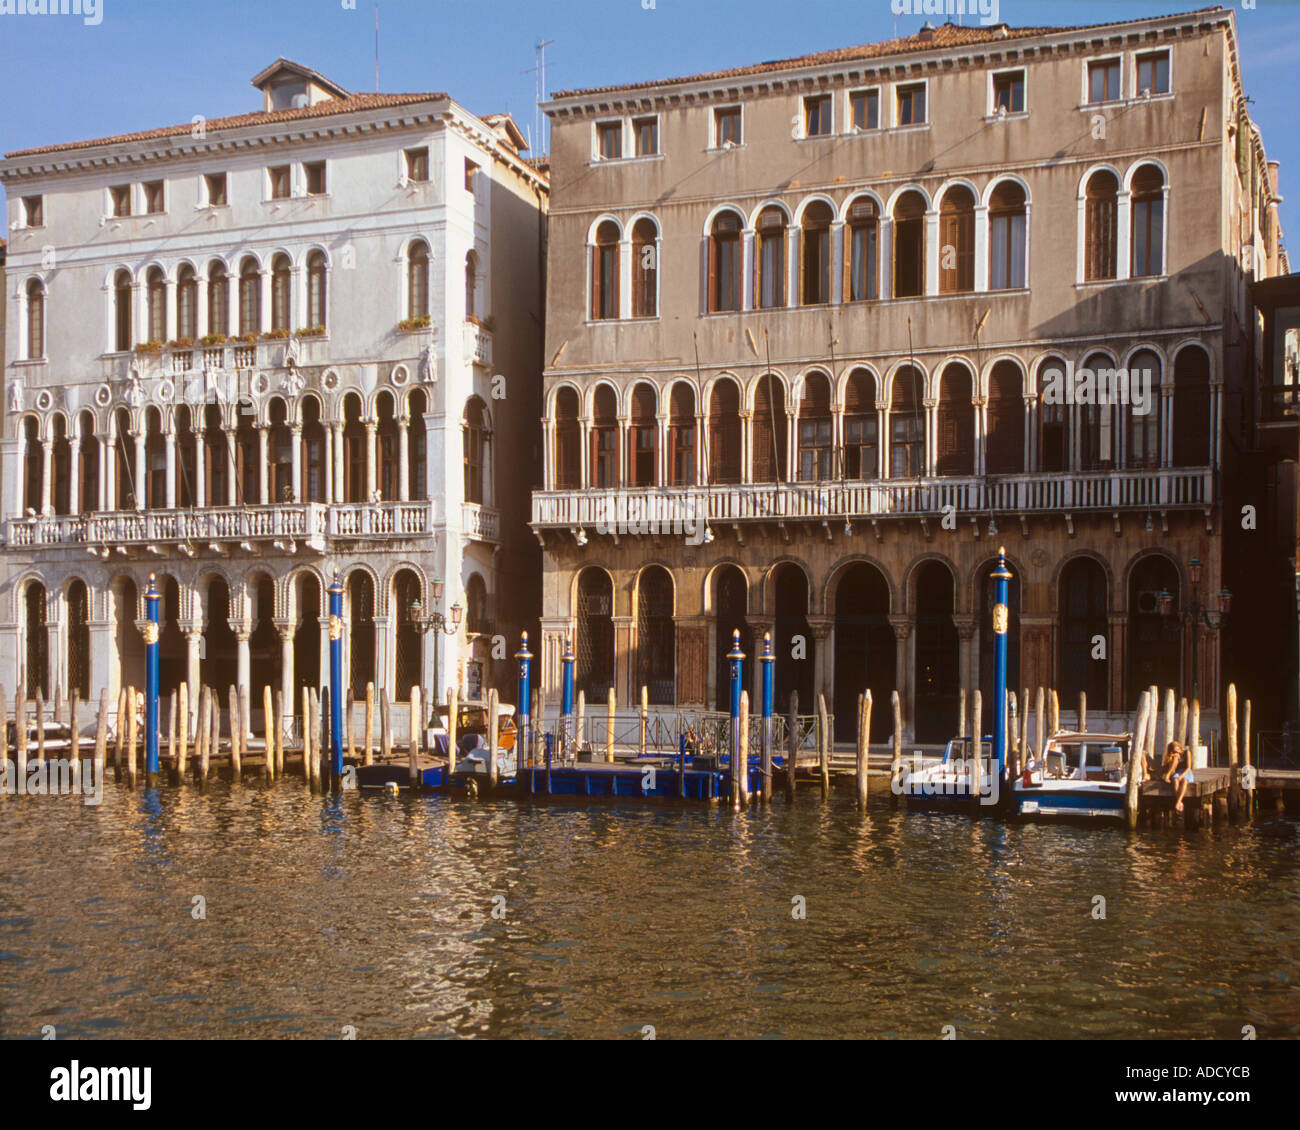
[1034,686,1045,761]
[364,682,375,767]
[263,685,276,783]
[1227,684,1240,821]
[176,682,189,784]
[410,686,423,791]
[1243,698,1254,819]
[228,686,242,783]
[856,690,871,811]
[606,688,615,763]
[125,687,138,789]
[93,689,109,791]
[785,691,798,800]
[1126,690,1151,829]
[890,689,903,806]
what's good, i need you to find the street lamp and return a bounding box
[408,581,464,716]
[1158,556,1231,701]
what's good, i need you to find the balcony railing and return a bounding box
[531,468,1215,528]
[5,500,436,550]
[462,502,501,542]
[463,321,492,367]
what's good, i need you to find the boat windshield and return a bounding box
[1044,739,1127,781]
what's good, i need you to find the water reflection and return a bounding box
[0,779,1296,1039]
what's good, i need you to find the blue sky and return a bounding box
[1,0,1297,243]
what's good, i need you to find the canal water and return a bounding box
[1,781,1296,1039]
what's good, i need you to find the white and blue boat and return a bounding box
[1012,730,1131,822]
[899,736,992,809]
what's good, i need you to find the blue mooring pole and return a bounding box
[560,637,575,763]
[516,632,532,791]
[328,570,345,787]
[727,629,745,810]
[991,547,1012,806]
[760,632,774,805]
[144,573,160,785]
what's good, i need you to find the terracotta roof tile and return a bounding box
[550,11,1225,99]
[5,91,448,160]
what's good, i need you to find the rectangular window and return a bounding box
[205,172,228,206]
[850,89,879,130]
[896,83,927,126]
[405,147,429,182]
[110,184,132,217]
[803,95,832,136]
[269,165,291,200]
[714,106,742,146]
[632,425,656,485]
[304,161,326,195]
[22,195,43,227]
[1088,59,1121,104]
[143,180,165,214]
[633,116,658,156]
[464,159,479,192]
[1136,50,1170,96]
[990,212,1027,289]
[993,70,1025,113]
[596,121,622,160]
[845,416,878,479]
[593,427,617,487]
[890,413,924,477]
[798,419,833,481]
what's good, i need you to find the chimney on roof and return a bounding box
[918,21,936,42]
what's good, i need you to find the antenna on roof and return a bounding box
[374,3,380,93]
[523,38,555,157]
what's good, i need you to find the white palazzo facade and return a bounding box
[0,60,546,725]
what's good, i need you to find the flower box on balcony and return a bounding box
[295,325,326,338]
[134,340,164,355]
[233,332,259,344]
[398,315,431,332]
[167,338,195,351]
[261,328,291,341]
[200,333,228,347]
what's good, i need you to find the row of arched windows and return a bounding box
[548,345,1212,490]
[587,163,1166,320]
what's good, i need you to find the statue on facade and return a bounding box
[283,336,301,370]
[420,341,436,383]
[8,377,22,414]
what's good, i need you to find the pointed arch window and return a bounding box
[177,264,198,340]
[307,251,327,329]
[270,254,292,332]
[25,278,44,359]
[207,262,229,337]
[146,267,166,343]
[114,270,133,352]
[239,258,261,336]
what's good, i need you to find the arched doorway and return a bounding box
[1059,558,1109,711]
[712,565,752,712]
[636,566,675,705]
[294,573,321,697]
[24,581,48,698]
[159,576,185,699]
[576,568,614,701]
[914,561,958,743]
[248,574,278,698]
[67,579,90,699]
[347,572,376,697]
[833,562,894,742]
[772,563,813,716]
[114,576,145,695]
[393,569,422,697]
[200,577,237,699]
[1127,555,1180,707]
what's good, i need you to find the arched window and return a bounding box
[1126,349,1162,469]
[77,412,100,513]
[177,264,198,340]
[175,405,196,508]
[800,201,834,305]
[343,394,365,502]
[1038,358,1068,473]
[629,383,657,487]
[393,569,423,696]
[465,574,489,634]
[591,221,620,320]
[407,240,430,320]
[144,407,166,509]
[302,397,326,502]
[668,383,696,486]
[708,379,742,483]
[113,407,134,510]
[708,211,742,312]
[207,262,229,337]
[797,371,833,481]
[376,392,398,502]
[25,581,48,699]
[465,250,478,319]
[146,267,166,343]
[307,251,327,328]
[938,186,975,293]
[989,181,1027,290]
[893,190,927,298]
[631,218,658,317]
[890,366,925,476]
[269,398,293,501]
[847,197,878,301]
[986,361,1025,474]
[1127,555,1180,706]
[844,368,878,479]
[203,403,228,508]
[1084,170,1119,282]
[1173,345,1211,466]
[755,206,786,308]
[1080,351,1117,471]
[555,388,581,489]
[935,363,974,475]
[753,376,787,482]
[25,278,44,359]
[1131,164,1165,278]
[114,270,133,351]
[463,397,487,504]
[347,571,375,697]
[591,385,619,487]
[234,400,259,503]
[636,566,675,705]
[22,417,40,514]
[67,579,90,699]
[270,253,292,332]
[407,389,427,501]
[238,258,261,336]
[51,416,70,514]
[914,561,959,743]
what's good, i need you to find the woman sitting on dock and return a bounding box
[1159,741,1192,813]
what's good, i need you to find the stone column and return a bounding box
[97,435,108,511]
[194,428,207,508]
[186,628,202,726]
[808,615,833,711]
[579,416,592,487]
[953,614,978,718]
[694,413,705,484]
[105,438,117,511]
[332,424,344,502]
[133,430,146,510]
[365,422,377,501]
[740,410,753,482]
[1108,612,1125,719]
[922,397,937,477]
[40,439,53,513]
[257,425,270,504]
[68,437,81,516]
[890,614,915,744]
[291,424,303,503]
[235,626,251,714]
[165,425,177,508]
[277,624,294,736]
[398,414,410,502]
[972,395,987,476]
[656,413,668,487]
[613,615,635,707]
[225,426,237,506]
[830,221,845,304]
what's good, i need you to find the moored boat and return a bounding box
[1012,730,1131,822]
[898,736,992,809]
